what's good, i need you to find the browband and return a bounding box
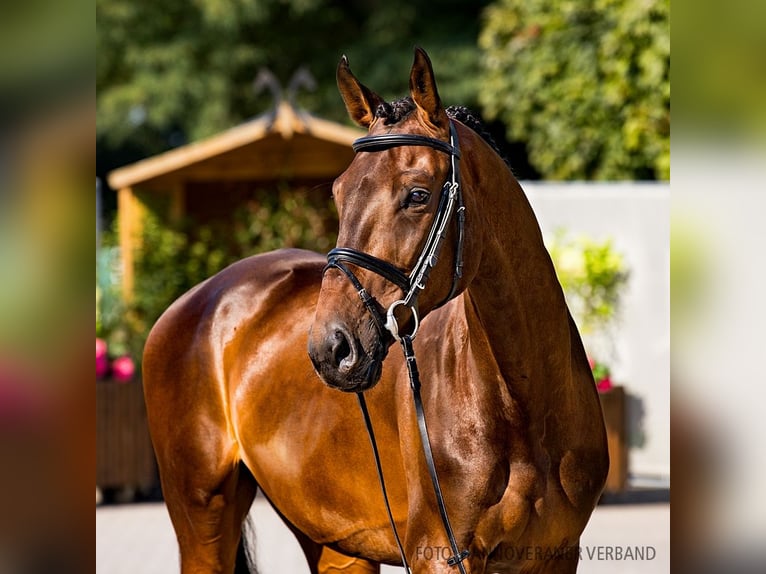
[353,133,460,158]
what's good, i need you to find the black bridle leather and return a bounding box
[324,121,469,573]
[326,121,465,340]
[352,131,460,157]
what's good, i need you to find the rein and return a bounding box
[323,121,469,573]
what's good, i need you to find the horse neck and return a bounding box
[459,136,574,393]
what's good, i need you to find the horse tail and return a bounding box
[234,515,257,574]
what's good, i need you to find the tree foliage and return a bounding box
[479,0,669,180]
[97,0,490,156]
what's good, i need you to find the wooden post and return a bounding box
[117,186,143,299]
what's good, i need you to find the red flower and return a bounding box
[111,356,135,382]
[596,376,614,393]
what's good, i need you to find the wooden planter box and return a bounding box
[598,386,628,493]
[96,379,158,493]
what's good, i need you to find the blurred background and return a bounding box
[95,0,670,495]
[4,0,766,571]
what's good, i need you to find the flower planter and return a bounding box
[598,385,628,493]
[96,379,158,494]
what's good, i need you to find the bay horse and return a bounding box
[143,48,608,574]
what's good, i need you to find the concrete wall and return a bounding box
[522,182,670,482]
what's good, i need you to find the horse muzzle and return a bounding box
[308,322,387,392]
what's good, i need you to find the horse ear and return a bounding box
[409,47,447,129]
[337,55,384,128]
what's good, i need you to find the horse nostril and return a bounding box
[330,329,354,371]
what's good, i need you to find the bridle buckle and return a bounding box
[385,300,419,342]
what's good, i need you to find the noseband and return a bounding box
[325,120,465,341]
[323,121,470,573]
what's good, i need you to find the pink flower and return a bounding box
[596,376,613,393]
[111,356,135,382]
[96,339,109,378]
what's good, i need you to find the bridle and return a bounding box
[322,120,470,573]
[325,120,465,342]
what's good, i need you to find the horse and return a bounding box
[143,47,609,574]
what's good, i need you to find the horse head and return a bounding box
[308,48,469,391]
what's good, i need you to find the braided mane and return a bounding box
[373,97,508,166]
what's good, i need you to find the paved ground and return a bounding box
[97,494,668,573]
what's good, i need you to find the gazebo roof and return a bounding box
[107,102,364,191]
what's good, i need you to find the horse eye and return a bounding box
[407,188,431,206]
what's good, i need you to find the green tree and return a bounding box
[479,0,669,180]
[97,0,491,156]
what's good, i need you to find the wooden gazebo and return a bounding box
[107,102,363,294]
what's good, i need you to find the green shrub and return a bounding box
[479,0,669,180]
[547,229,629,352]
